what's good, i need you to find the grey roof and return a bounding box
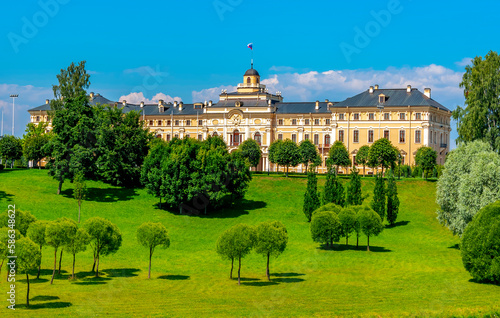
[244,68,259,76]
[213,100,274,107]
[275,102,336,114]
[335,88,450,111]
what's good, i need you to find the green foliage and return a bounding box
[275,139,301,177]
[254,221,288,280]
[358,207,384,251]
[23,123,52,168]
[327,140,350,173]
[386,172,400,226]
[216,227,237,279]
[371,173,386,221]
[338,207,357,245]
[239,138,262,168]
[52,61,91,100]
[94,106,153,187]
[303,168,321,222]
[225,149,252,202]
[73,172,87,223]
[453,51,500,152]
[322,167,345,207]
[137,222,170,278]
[141,141,168,207]
[313,203,343,215]
[356,145,370,175]
[436,140,500,236]
[368,138,397,173]
[268,139,282,165]
[415,147,437,179]
[461,201,500,284]
[0,135,23,167]
[299,139,321,172]
[346,167,363,206]
[27,220,49,248]
[65,227,90,256]
[16,237,41,307]
[0,209,36,236]
[83,217,122,277]
[45,217,78,283]
[310,211,342,248]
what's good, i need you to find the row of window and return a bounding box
[149,119,204,126]
[276,113,423,126]
[276,129,422,145]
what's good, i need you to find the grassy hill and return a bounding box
[1,169,499,317]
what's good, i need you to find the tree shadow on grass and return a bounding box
[158,274,190,280]
[101,268,140,278]
[17,302,72,309]
[448,244,460,250]
[468,278,500,287]
[386,220,410,228]
[158,199,266,219]
[241,280,279,287]
[30,295,59,301]
[272,277,305,283]
[271,272,305,278]
[318,244,392,253]
[18,278,49,284]
[72,276,111,285]
[0,190,14,202]
[60,187,138,202]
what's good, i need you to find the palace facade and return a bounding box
[28,66,452,173]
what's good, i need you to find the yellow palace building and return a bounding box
[28,65,452,173]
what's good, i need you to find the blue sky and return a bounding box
[1,0,499,147]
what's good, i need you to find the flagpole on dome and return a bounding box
[247,43,253,69]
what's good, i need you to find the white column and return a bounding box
[423,126,429,146]
[266,129,271,146]
[223,117,227,143]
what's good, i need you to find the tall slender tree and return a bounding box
[303,167,321,222]
[346,167,363,206]
[323,166,345,207]
[371,173,386,221]
[386,172,400,226]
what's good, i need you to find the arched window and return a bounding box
[254,132,261,145]
[232,129,240,146]
[324,134,330,145]
[256,78,259,84]
[246,77,251,84]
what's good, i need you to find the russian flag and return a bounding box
[247,43,253,50]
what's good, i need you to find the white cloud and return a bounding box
[191,85,236,103]
[455,57,473,67]
[118,92,182,104]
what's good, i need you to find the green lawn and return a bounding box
[1,169,499,317]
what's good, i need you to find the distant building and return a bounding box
[28,66,452,173]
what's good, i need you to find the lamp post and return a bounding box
[377,103,384,139]
[10,94,18,135]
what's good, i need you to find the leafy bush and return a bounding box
[0,164,3,171]
[461,201,500,284]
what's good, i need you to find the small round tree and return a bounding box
[16,237,41,308]
[239,138,262,169]
[327,141,350,175]
[313,203,343,216]
[66,227,91,279]
[27,220,49,279]
[461,201,500,283]
[276,139,301,177]
[45,218,78,284]
[368,138,397,175]
[216,228,237,280]
[268,139,283,172]
[310,211,342,248]
[299,139,320,173]
[358,208,384,251]
[415,146,437,179]
[0,209,37,236]
[356,145,370,176]
[137,222,170,279]
[338,207,357,245]
[254,221,288,281]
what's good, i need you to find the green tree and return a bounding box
[0,227,21,278]
[16,237,41,308]
[322,167,345,207]
[66,227,91,279]
[275,139,301,177]
[368,138,397,175]
[216,228,237,280]
[23,122,52,169]
[239,138,262,168]
[327,141,351,174]
[27,220,49,279]
[338,207,357,245]
[299,139,321,173]
[141,141,168,208]
[0,209,36,236]
[346,167,363,206]
[414,147,437,179]
[268,139,283,172]
[219,224,255,285]
[254,221,288,281]
[73,173,87,223]
[136,222,170,279]
[0,135,23,168]
[461,201,500,283]
[436,140,500,236]
[226,149,252,202]
[371,173,386,221]
[94,105,153,187]
[453,51,500,152]
[303,167,321,222]
[386,172,400,226]
[83,217,122,277]
[310,211,342,248]
[356,145,370,176]
[358,207,384,251]
[313,203,343,216]
[45,218,77,284]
